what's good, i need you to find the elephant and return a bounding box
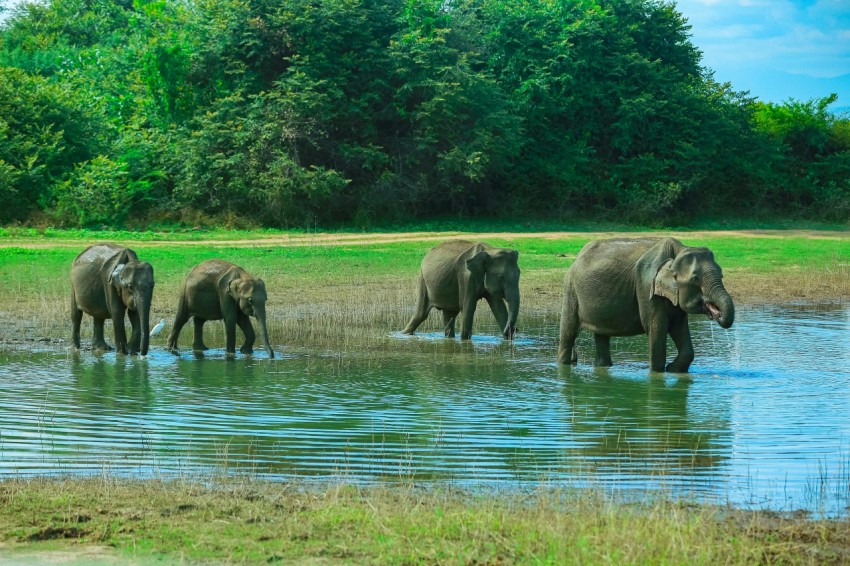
[558,238,734,372]
[166,260,274,358]
[402,240,520,340]
[70,244,155,356]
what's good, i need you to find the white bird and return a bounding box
[150,318,167,337]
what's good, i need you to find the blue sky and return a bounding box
[674,0,850,107]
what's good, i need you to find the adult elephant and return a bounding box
[558,238,734,372]
[402,240,520,340]
[70,244,155,356]
[166,260,274,358]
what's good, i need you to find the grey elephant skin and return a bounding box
[558,238,734,372]
[402,240,520,340]
[166,260,274,358]
[70,244,155,356]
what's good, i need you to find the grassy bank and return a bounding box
[0,228,848,350]
[1,477,848,564]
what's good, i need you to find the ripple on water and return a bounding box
[2,305,850,514]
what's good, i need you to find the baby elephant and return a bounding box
[402,240,520,340]
[166,260,274,358]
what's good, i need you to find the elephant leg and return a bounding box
[223,314,238,357]
[71,293,83,350]
[460,308,476,340]
[648,324,668,373]
[92,318,112,351]
[558,291,579,364]
[111,311,129,355]
[127,309,141,355]
[167,293,192,352]
[593,334,613,367]
[402,277,430,335]
[460,293,480,340]
[192,318,209,352]
[441,310,458,338]
[237,311,256,354]
[666,314,694,372]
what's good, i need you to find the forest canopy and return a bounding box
[1,0,848,228]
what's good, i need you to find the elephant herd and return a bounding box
[69,237,735,372]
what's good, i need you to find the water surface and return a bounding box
[2,304,849,514]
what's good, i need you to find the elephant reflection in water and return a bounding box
[561,371,731,477]
[66,356,157,470]
[69,357,154,424]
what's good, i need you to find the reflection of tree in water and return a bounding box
[561,369,732,482]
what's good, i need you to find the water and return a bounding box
[2,304,850,515]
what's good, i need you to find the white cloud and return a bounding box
[675,0,850,101]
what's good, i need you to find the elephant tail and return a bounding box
[402,274,430,335]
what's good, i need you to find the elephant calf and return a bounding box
[166,260,274,358]
[70,244,155,356]
[558,237,734,372]
[402,240,520,340]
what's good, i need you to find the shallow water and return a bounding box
[2,304,850,514]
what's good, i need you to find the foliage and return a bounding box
[0,0,848,227]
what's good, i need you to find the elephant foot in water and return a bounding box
[666,360,692,373]
[92,342,113,352]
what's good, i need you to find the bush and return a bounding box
[53,156,138,226]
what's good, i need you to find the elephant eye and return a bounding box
[248,297,253,303]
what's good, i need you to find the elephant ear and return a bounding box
[108,263,126,287]
[651,259,678,305]
[228,278,242,300]
[465,251,489,274]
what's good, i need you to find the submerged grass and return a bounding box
[1,477,848,564]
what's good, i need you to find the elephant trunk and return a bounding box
[703,275,734,329]
[255,305,274,358]
[503,287,520,339]
[139,292,152,356]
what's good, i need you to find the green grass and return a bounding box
[1,477,847,564]
[2,229,848,272]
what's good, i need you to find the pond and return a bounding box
[1,304,849,515]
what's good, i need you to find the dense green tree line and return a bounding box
[1,0,848,227]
